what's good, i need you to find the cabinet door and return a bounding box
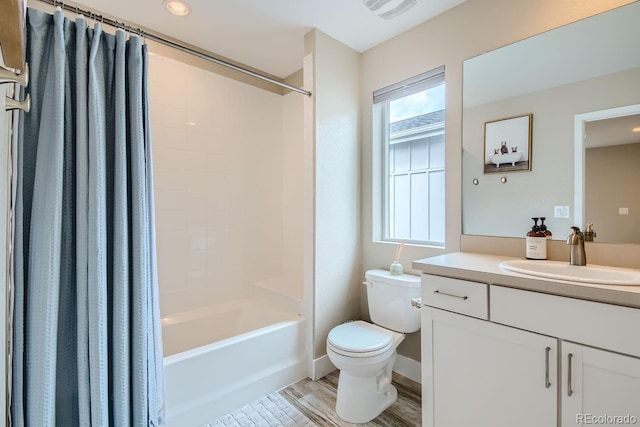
[561,342,640,426]
[422,307,557,427]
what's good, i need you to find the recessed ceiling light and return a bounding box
[164,0,190,16]
[633,126,640,133]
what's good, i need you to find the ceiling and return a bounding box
[69,0,466,78]
[586,114,640,148]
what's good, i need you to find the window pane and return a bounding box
[411,138,428,170]
[393,174,410,239]
[429,134,445,168]
[389,84,445,122]
[429,170,445,242]
[411,172,428,241]
[393,142,410,172]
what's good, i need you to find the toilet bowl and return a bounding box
[327,320,405,423]
[326,270,421,423]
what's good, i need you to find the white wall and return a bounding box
[148,52,293,316]
[306,30,361,360]
[360,0,635,362]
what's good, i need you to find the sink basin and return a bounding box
[499,259,640,286]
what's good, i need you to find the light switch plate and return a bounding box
[554,205,570,218]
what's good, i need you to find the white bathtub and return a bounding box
[162,299,307,427]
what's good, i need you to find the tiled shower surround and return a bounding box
[148,52,304,316]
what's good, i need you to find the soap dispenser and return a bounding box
[539,217,552,239]
[526,217,547,260]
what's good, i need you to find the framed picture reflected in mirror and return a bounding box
[483,114,532,174]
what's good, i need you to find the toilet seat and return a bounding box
[327,321,395,358]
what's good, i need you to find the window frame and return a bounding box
[374,66,446,247]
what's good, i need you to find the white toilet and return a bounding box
[326,269,421,423]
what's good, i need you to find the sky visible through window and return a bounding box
[389,85,445,123]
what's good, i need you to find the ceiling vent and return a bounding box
[363,0,417,19]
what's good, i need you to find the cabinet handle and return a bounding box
[433,290,468,300]
[567,353,573,397]
[545,346,551,388]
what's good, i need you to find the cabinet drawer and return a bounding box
[491,285,640,358]
[421,275,488,319]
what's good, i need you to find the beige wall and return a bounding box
[360,0,636,363]
[306,30,362,361]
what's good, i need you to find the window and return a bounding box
[374,67,445,245]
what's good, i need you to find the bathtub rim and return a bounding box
[163,314,304,365]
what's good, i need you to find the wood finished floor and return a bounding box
[278,371,422,426]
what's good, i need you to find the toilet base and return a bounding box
[335,370,398,423]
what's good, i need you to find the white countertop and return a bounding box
[413,252,640,309]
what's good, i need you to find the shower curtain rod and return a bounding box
[36,0,312,97]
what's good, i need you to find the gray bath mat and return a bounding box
[206,392,316,427]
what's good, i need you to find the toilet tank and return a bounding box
[365,269,421,333]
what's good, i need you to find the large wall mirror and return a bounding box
[462,1,640,243]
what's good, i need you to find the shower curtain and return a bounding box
[12,8,164,426]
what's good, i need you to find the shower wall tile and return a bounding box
[149,104,191,131]
[148,79,185,109]
[148,54,183,86]
[149,52,294,317]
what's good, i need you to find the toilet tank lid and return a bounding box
[365,269,420,287]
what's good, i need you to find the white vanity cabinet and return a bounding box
[422,306,557,427]
[561,342,640,426]
[420,272,640,427]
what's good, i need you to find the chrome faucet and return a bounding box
[566,226,586,266]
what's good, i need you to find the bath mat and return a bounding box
[206,392,316,427]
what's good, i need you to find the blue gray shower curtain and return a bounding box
[12,8,164,426]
